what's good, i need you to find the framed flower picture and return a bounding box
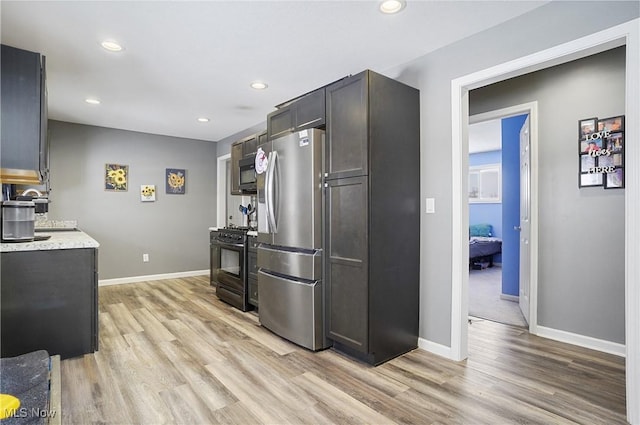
[105,164,128,191]
[166,168,186,194]
[140,185,156,202]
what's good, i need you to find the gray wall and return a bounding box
[470,47,626,343]
[47,121,217,280]
[385,1,639,346]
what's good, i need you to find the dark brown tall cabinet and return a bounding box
[0,44,48,184]
[324,70,420,365]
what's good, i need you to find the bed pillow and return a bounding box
[470,223,493,237]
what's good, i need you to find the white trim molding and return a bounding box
[624,19,640,425]
[99,270,209,286]
[536,326,626,358]
[418,337,452,360]
[499,294,519,303]
[451,19,639,423]
[217,153,231,229]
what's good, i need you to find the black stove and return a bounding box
[215,227,248,244]
[210,226,252,311]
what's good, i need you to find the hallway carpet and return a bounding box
[469,266,527,327]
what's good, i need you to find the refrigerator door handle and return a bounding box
[266,150,278,233]
[264,151,272,231]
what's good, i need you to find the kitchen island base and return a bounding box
[1,247,98,359]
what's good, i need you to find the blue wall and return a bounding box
[501,114,528,297]
[469,150,502,262]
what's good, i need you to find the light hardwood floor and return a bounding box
[61,276,627,424]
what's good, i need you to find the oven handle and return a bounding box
[213,240,245,250]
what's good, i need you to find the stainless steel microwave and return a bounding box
[239,156,257,192]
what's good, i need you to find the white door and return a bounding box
[519,116,531,324]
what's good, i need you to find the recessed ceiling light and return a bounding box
[197,117,210,123]
[85,98,101,105]
[101,40,123,52]
[250,81,268,90]
[379,0,406,14]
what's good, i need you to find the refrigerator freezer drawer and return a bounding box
[258,270,328,351]
[257,245,322,281]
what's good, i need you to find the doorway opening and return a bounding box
[449,20,638,423]
[468,111,531,328]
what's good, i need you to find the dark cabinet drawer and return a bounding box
[248,249,258,280]
[248,278,258,307]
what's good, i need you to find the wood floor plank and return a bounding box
[212,401,263,424]
[104,302,144,335]
[205,343,328,424]
[159,383,220,425]
[291,371,397,425]
[206,303,298,356]
[163,318,227,365]
[156,339,237,411]
[130,307,177,342]
[122,332,186,390]
[204,359,294,424]
[61,276,627,424]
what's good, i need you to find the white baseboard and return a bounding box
[99,270,209,286]
[536,325,625,357]
[418,337,454,360]
[500,294,519,302]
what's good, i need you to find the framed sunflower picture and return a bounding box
[166,168,186,194]
[105,164,128,191]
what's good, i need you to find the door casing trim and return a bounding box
[450,19,639,423]
[216,153,231,228]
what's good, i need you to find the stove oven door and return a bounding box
[214,239,250,311]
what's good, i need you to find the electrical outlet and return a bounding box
[426,198,435,214]
[143,253,149,262]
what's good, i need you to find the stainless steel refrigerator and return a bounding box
[256,128,329,351]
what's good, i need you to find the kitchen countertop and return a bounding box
[1,229,100,253]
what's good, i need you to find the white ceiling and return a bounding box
[469,119,502,153]
[1,1,548,142]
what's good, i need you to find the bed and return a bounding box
[469,224,502,268]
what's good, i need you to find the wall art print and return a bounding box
[578,115,625,189]
[140,185,156,202]
[105,164,128,191]
[166,168,186,194]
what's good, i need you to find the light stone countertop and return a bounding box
[1,229,99,253]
